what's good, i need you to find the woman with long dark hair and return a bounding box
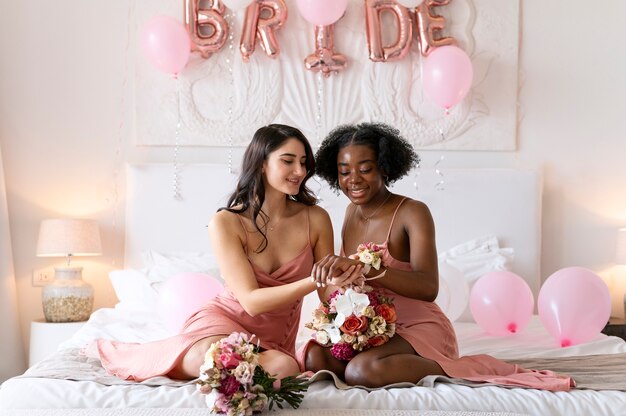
[93,124,355,381]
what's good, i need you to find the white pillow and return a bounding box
[108,269,160,313]
[435,261,468,322]
[141,251,223,284]
[439,236,514,322]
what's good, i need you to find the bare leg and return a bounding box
[168,335,225,380]
[169,336,301,381]
[344,336,445,388]
[304,343,348,380]
[258,349,300,380]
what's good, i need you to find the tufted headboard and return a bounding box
[124,164,542,296]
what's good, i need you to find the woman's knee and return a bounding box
[344,357,385,388]
[259,350,299,379]
[304,344,329,372]
[170,337,217,380]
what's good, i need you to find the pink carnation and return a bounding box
[328,290,341,303]
[218,375,241,396]
[330,343,357,361]
[367,291,381,308]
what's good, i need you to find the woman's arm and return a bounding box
[369,200,439,301]
[208,209,322,317]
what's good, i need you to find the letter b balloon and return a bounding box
[538,267,610,347]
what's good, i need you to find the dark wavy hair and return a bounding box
[315,122,419,191]
[221,124,317,252]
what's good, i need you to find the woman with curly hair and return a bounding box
[302,122,573,391]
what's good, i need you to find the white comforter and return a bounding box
[2,307,626,414]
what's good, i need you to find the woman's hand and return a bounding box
[311,255,363,288]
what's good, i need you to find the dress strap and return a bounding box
[385,197,408,241]
[306,206,311,247]
[235,214,249,255]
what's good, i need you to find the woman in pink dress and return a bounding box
[95,124,360,382]
[304,122,573,391]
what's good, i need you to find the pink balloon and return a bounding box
[158,272,224,333]
[140,15,191,77]
[538,267,610,347]
[296,0,348,26]
[422,45,473,110]
[469,271,534,336]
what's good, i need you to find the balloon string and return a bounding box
[315,71,323,148]
[226,10,235,174]
[173,79,182,200]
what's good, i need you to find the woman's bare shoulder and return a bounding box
[209,209,242,232]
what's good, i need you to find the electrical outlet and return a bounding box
[32,268,55,286]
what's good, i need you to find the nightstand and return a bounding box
[602,317,626,341]
[29,318,86,367]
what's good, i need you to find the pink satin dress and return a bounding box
[300,198,574,392]
[98,212,314,382]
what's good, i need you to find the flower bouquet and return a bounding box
[305,286,397,361]
[197,332,308,415]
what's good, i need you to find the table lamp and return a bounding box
[36,218,102,322]
[616,227,626,318]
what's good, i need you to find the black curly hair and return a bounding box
[315,122,419,191]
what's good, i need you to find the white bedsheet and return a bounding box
[2,307,626,414]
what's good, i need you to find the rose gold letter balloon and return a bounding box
[240,0,287,61]
[304,25,347,77]
[364,0,412,62]
[256,0,288,58]
[186,0,228,59]
[415,0,456,56]
[240,1,260,62]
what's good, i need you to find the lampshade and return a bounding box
[616,228,626,265]
[36,219,102,257]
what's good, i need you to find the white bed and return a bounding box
[2,164,626,415]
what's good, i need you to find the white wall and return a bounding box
[1,1,626,376]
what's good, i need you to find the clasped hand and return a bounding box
[311,254,364,289]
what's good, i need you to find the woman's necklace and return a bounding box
[359,192,392,237]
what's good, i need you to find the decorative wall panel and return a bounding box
[135,0,519,150]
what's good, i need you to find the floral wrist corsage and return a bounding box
[350,242,386,280]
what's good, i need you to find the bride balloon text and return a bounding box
[141,0,474,109]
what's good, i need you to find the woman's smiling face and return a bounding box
[336,144,385,205]
[263,137,308,195]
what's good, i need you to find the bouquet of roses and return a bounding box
[305,286,397,361]
[197,332,308,416]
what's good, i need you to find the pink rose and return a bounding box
[218,346,242,369]
[340,314,369,335]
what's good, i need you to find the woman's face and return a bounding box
[337,144,386,205]
[263,138,308,196]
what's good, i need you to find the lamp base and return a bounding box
[42,266,94,322]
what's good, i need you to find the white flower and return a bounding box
[233,361,255,385]
[358,251,374,265]
[335,288,370,320]
[315,330,330,345]
[318,323,342,344]
[371,255,381,270]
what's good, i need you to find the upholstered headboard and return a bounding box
[124,164,541,296]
